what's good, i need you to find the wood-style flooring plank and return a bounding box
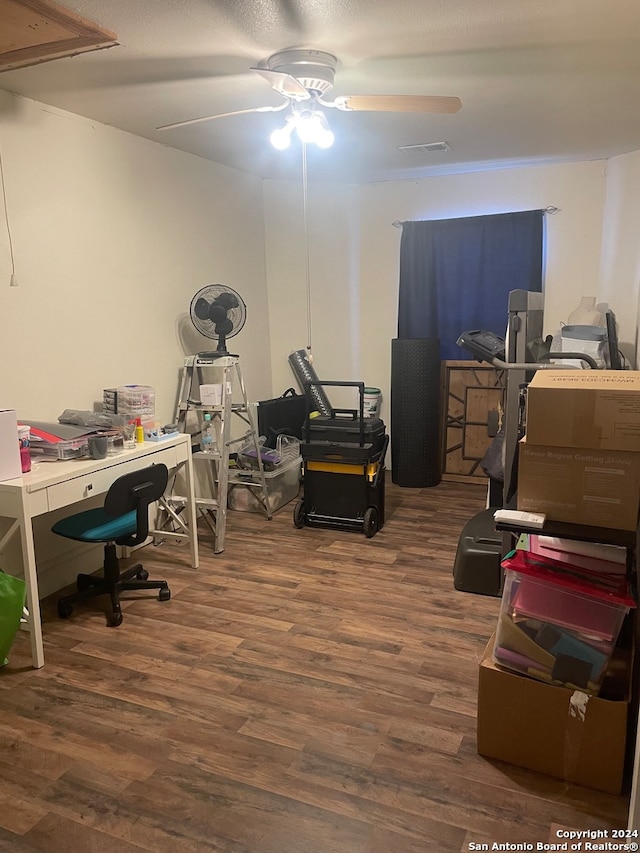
[0,477,631,851]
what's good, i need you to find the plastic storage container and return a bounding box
[494,549,635,695]
[103,388,118,414]
[116,385,155,422]
[29,436,90,460]
[228,455,301,513]
[106,432,125,455]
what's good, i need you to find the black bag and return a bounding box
[256,388,307,447]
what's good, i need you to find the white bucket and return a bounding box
[363,387,382,418]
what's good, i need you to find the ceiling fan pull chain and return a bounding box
[302,142,313,355]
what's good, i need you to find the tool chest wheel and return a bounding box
[363,507,378,538]
[293,499,306,528]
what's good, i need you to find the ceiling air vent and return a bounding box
[398,142,451,153]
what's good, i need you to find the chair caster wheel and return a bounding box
[136,569,149,581]
[159,588,171,602]
[57,601,73,619]
[107,612,123,627]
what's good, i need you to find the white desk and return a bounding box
[0,433,199,669]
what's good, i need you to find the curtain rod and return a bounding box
[392,206,560,227]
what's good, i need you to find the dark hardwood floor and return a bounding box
[0,478,630,851]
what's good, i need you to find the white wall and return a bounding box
[599,150,640,366]
[0,95,620,441]
[0,91,272,593]
[263,179,361,408]
[0,91,272,424]
[2,90,639,594]
[264,160,608,426]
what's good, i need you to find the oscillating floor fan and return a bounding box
[190,284,247,358]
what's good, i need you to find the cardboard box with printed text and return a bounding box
[525,370,640,452]
[517,438,640,530]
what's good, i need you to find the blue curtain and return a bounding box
[397,210,544,359]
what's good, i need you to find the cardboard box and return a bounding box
[0,409,22,482]
[526,369,640,451]
[517,439,640,530]
[477,634,629,794]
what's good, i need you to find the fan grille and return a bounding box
[189,284,246,344]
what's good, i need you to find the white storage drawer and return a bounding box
[46,446,178,512]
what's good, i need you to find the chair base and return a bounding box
[57,546,170,626]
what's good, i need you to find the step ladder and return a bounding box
[166,354,272,553]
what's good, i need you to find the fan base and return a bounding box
[197,350,238,360]
[267,49,337,95]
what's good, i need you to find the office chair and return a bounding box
[53,463,171,627]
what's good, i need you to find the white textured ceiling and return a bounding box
[2,0,640,182]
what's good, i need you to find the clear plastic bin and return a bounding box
[30,437,89,460]
[237,434,300,471]
[494,550,635,695]
[228,455,301,513]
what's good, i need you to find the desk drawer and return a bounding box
[46,446,179,512]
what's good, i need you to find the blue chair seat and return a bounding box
[52,507,137,543]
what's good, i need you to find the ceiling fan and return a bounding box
[157,48,462,138]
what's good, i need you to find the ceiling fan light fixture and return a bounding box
[297,109,334,147]
[270,108,334,150]
[314,128,335,149]
[312,111,335,149]
[270,120,294,150]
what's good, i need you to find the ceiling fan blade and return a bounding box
[250,67,311,100]
[157,102,288,131]
[334,94,462,114]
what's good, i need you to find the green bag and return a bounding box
[0,570,26,667]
